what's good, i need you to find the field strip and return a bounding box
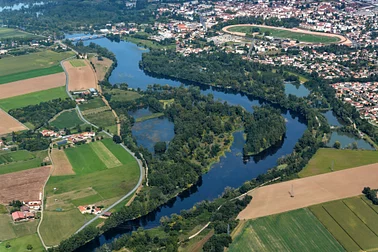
[51,149,75,176]
[0,108,28,135]
[90,141,122,168]
[238,162,378,220]
[81,106,110,116]
[222,24,352,45]
[63,60,97,91]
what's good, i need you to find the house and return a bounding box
[12,211,26,221]
[24,200,41,210]
[75,98,86,103]
[20,205,30,212]
[78,205,102,215]
[103,212,112,218]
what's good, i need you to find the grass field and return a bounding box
[84,110,116,130]
[106,89,142,102]
[0,234,44,252]
[50,110,83,129]
[299,148,378,178]
[228,26,340,43]
[42,139,140,245]
[0,150,47,175]
[0,27,41,40]
[0,86,68,112]
[0,50,73,77]
[0,213,39,242]
[0,65,63,85]
[310,197,378,251]
[229,208,343,252]
[79,98,107,111]
[69,59,87,67]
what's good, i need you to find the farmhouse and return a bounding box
[24,200,42,210]
[78,205,102,215]
[11,211,35,222]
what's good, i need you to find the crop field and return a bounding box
[50,110,83,129]
[0,65,64,85]
[51,149,74,176]
[310,197,378,251]
[42,139,140,245]
[0,72,66,99]
[90,56,113,81]
[0,50,73,77]
[0,234,44,252]
[64,60,97,91]
[0,27,41,40]
[90,141,122,168]
[227,25,341,43]
[229,208,343,252]
[84,110,116,131]
[0,149,48,175]
[299,148,378,178]
[0,109,27,135]
[79,97,107,111]
[0,150,34,164]
[0,86,68,112]
[69,59,87,67]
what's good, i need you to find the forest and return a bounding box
[244,106,286,156]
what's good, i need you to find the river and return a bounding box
[68,36,308,251]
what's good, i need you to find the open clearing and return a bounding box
[0,86,68,112]
[0,72,66,99]
[90,56,113,81]
[0,109,27,135]
[299,148,378,177]
[50,110,83,129]
[0,166,50,204]
[51,149,75,176]
[0,233,44,252]
[223,24,351,45]
[238,163,378,220]
[230,208,343,252]
[310,197,378,251]
[64,60,97,91]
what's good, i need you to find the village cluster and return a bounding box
[11,200,42,222]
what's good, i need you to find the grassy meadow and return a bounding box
[0,150,48,175]
[229,208,343,252]
[228,25,340,43]
[0,234,44,252]
[106,89,142,102]
[299,148,378,178]
[0,27,41,40]
[79,98,107,111]
[310,197,378,251]
[0,65,63,85]
[41,139,140,245]
[0,86,68,112]
[69,59,87,67]
[50,110,83,129]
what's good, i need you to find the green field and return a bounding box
[41,139,140,245]
[0,27,41,40]
[0,150,48,175]
[79,98,107,111]
[106,89,142,102]
[0,86,68,112]
[69,59,86,67]
[228,25,340,43]
[310,197,378,251]
[84,110,116,130]
[229,208,343,252]
[0,65,64,85]
[50,110,83,129]
[0,213,39,243]
[0,234,44,252]
[299,148,378,178]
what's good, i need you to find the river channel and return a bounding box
[66,35,343,251]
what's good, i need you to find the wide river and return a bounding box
[69,35,307,251]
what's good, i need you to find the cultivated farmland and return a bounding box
[90,56,113,81]
[69,59,87,67]
[0,166,51,204]
[238,163,378,220]
[64,60,97,91]
[310,197,378,251]
[0,27,41,40]
[0,109,27,135]
[0,72,66,99]
[50,110,83,129]
[0,65,63,85]
[90,141,122,168]
[0,233,44,252]
[51,149,74,176]
[299,148,378,178]
[0,150,48,175]
[229,208,344,252]
[0,86,68,112]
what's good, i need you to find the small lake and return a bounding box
[128,107,152,120]
[327,131,374,150]
[322,110,343,127]
[284,83,310,97]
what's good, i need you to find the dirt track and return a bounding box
[0,109,28,135]
[0,73,66,99]
[0,166,51,203]
[238,163,378,220]
[51,149,75,176]
[64,60,97,91]
[223,24,352,46]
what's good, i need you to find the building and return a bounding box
[11,211,35,222]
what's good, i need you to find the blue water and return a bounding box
[327,132,374,150]
[69,36,308,251]
[322,110,343,127]
[284,83,310,97]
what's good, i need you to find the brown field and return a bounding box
[0,109,28,135]
[51,149,75,176]
[64,60,97,91]
[0,166,51,204]
[0,73,66,99]
[90,57,113,81]
[238,163,378,220]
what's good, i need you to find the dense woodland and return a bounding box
[244,106,286,155]
[12,130,50,151]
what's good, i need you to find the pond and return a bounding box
[284,82,310,97]
[327,131,374,150]
[322,110,343,127]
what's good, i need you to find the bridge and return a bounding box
[67,34,106,42]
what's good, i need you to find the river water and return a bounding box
[69,36,313,251]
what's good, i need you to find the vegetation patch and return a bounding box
[0,65,64,85]
[0,150,48,175]
[299,148,378,178]
[79,98,107,111]
[69,59,87,67]
[0,86,68,112]
[135,112,164,122]
[0,233,44,252]
[0,27,41,40]
[50,110,83,129]
[106,88,142,102]
[229,208,344,252]
[90,141,122,168]
[84,110,116,132]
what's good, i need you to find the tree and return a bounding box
[333,141,341,149]
[5,243,10,249]
[27,244,33,250]
[113,135,122,144]
[352,142,358,150]
[154,142,167,154]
